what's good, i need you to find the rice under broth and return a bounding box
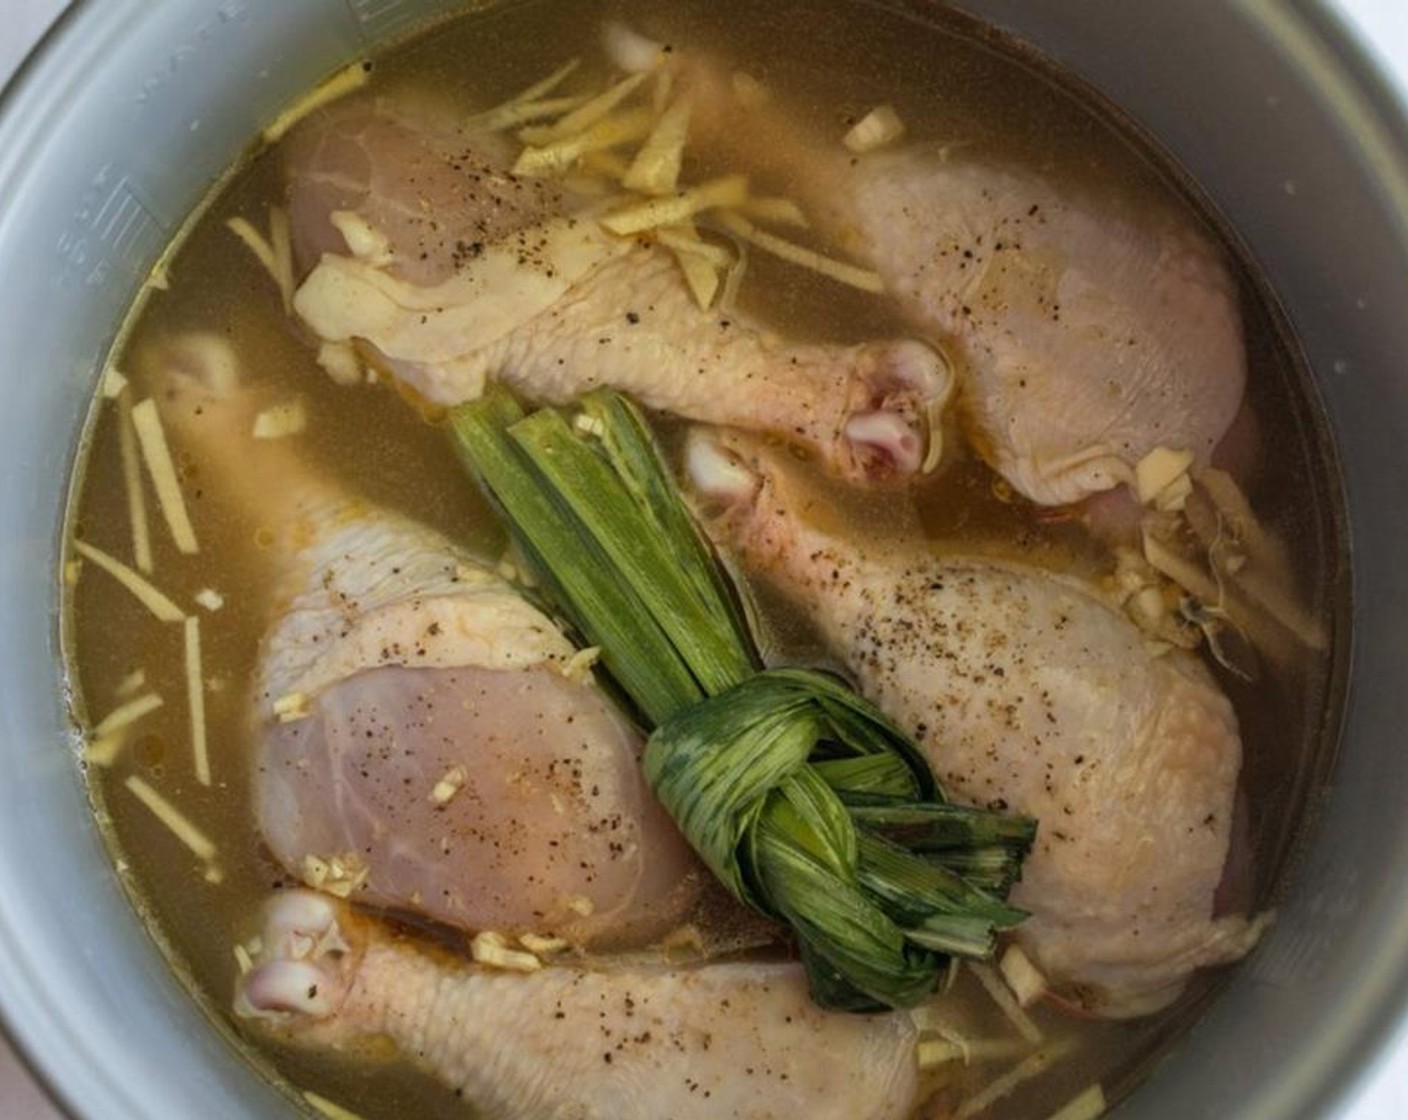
[61,1,1346,1117]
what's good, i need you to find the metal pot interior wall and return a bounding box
[0,2,1404,1119]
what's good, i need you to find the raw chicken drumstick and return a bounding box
[283,97,950,481]
[236,889,923,1120]
[686,430,1264,1017]
[147,332,704,947]
[680,61,1247,505]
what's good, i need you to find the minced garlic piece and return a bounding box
[843,104,906,153]
[273,691,312,723]
[233,942,255,975]
[316,340,364,387]
[601,21,668,73]
[562,646,601,684]
[519,933,570,956]
[573,412,607,437]
[301,852,369,898]
[562,894,595,917]
[194,588,225,612]
[430,765,468,807]
[731,71,771,108]
[471,930,543,972]
[252,399,308,440]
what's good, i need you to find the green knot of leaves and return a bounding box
[645,667,1033,1011]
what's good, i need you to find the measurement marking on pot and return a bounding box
[347,0,424,39]
[56,168,168,290]
[133,1,252,107]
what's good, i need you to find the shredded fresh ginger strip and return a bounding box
[470,94,586,133]
[131,398,199,554]
[302,1090,369,1120]
[117,394,153,574]
[114,668,147,698]
[917,1035,1031,1069]
[71,540,185,623]
[969,961,1044,1044]
[953,1040,1076,1120]
[470,57,581,132]
[673,248,722,310]
[655,224,734,268]
[1046,1084,1107,1120]
[714,210,884,292]
[514,108,655,177]
[622,91,694,195]
[124,775,216,864]
[93,692,164,739]
[737,195,810,228]
[83,735,124,768]
[269,207,294,314]
[601,174,750,236]
[520,70,652,146]
[577,149,634,181]
[263,60,370,144]
[998,943,1049,1008]
[227,210,295,312]
[185,616,210,786]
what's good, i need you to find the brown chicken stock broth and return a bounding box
[61,1,1344,1117]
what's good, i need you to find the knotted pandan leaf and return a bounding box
[647,668,1027,1009]
[449,387,1034,1011]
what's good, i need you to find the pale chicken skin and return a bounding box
[148,332,704,947]
[686,432,1263,1016]
[237,890,923,1120]
[681,62,1246,505]
[284,98,949,480]
[836,154,1246,505]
